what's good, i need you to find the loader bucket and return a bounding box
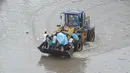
[38,47,73,57]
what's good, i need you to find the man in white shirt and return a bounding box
[68,36,74,49]
[52,34,56,43]
[43,31,47,42]
[38,31,48,49]
[69,37,73,43]
[64,36,74,51]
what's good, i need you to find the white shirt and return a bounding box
[69,38,73,43]
[43,34,47,42]
[52,35,57,43]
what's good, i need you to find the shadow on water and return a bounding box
[38,55,88,73]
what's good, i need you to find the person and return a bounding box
[51,33,57,49]
[55,32,64,51]
[46,35,50,49]
[47,36,53,49]
[38,34,49,49]
[72,33,79,41]
[64,36,74,51]
[69,15,78,26]
[69,36,74,48]
[43,31,47,42]
[56,42,64,51]
[74,15,79,25]
[69,36,74,44]
[38,31,47,49]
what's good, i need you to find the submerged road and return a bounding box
[0,0,130,73]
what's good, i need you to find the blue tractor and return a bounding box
[38,10,95,58]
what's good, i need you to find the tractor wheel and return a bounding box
[77,41,83,52]
[74,39,83,52]
[87,29,95,42]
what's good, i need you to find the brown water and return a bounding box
[0,0,130,73]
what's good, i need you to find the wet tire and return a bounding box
[74,40,83,52]
[76,41,83,52]
[87,29,95,42]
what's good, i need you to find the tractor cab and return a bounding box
[61,10,85,27]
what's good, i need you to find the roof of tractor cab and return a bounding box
[64,10,84,15]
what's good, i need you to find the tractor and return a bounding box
[38,10,95,57]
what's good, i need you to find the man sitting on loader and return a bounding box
[38,31,79,52]
[64,36,74,51]
[49,33,57,49]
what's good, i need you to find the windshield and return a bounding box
[65,14,80,26]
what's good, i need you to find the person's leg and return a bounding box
[64,44,68,51]
[51,43,56,49]
[49,44,52,49]
[57,44,60,49]
[68,42,73,50]
[61,45,64,51]
[50,43,55,50]
[45,40,47,48]
[58,44,62,50]
[56,42,60,50]
[46,43,50,49]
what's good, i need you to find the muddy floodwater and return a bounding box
[0,0,130,73]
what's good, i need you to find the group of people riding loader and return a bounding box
[38,29,79,52]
